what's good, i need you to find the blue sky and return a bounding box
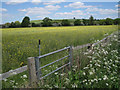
[1,1,119,24]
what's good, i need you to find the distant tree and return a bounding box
[82,19,89,25]
[61,19,70,26]
[73,17,76,19]
[21,16,30,27]
[14,21,21,27]
[99,19,106,25]
[10,22,16,28]
[42,17,52,27]
[4,22,11,28]
[89,15,94,25]
[113,18,120,25]
[105,18,113,25]
[31,23,35,27]
[31,23,40,27]
[74,19,82,26]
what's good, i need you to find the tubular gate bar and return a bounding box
[34,46,72,80]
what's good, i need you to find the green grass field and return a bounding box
[2,25,117,73]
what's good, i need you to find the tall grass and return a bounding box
[2,25,117,73]
[1,25,118,88]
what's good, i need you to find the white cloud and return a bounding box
[6,0,28,5]
[64,2,94,8]
[18,9,26,12]
[55,10,85,18]
[43,0,65,5]
[18,5,60,16]
[32,0,42,4]
[56,10,84,15]
[86,7,117,15]
[0,8,7,12]
[20,7,51,16]
[45,5,60,10]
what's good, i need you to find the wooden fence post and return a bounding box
[27,57,38,88]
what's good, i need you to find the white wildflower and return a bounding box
[23,75,27,78]
[72,84,78,88]
[103,75,108,80]
[83,79,87,83]
[106,83,109,86]
[98,78,101,81]
[3,79,7,82]
[91,80,94,82]
[89,72,93,75]
[55,72,58,75]
[105,62,107,65]
[83,72,86,75]
[61,73,64,76]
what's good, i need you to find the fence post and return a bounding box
[27,57,38,88]
[39,39,41,56]
[35,57,42,79]
[69,46,72,69]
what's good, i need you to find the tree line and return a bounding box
[2,16,120,28]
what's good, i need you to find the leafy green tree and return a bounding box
[73,17,76,19]
[74,19,82,26]
[10,22,16,28]
[61,19,70,26]
[14,21,21,27]
[105,18,113,25]
[31,23,40,27]
[89,15,94,25]
[82,19,89,25]
[99,19,106,25]
[113,18,120,25]
[4,22,11,28]
[42,17,52,27]
[31,23,36,27]
[21,16,30,27]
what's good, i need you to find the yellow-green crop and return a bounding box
[2,25,117,73]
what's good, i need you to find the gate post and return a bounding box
[68,46,73,70]
[27,57,38,88]
[35,57,42,79]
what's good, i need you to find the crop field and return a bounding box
[1,25,119,88]
[2,25,117,73]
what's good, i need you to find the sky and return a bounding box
[0,1,120,24]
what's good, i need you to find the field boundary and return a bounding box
[0,32,115,81]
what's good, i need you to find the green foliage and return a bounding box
[61,19,70,26]
[74,19,82,26]
[105,18,113,25]
[82,19,89,25]
[14,21,21,27]
[113,18,120,25]
[31,23,40,27]
[42,17,52,27]
[21,16,30,27]
[99,19,106,25]
[4,22,11,28]
[89,15,94,25]
[10,22,16,28]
